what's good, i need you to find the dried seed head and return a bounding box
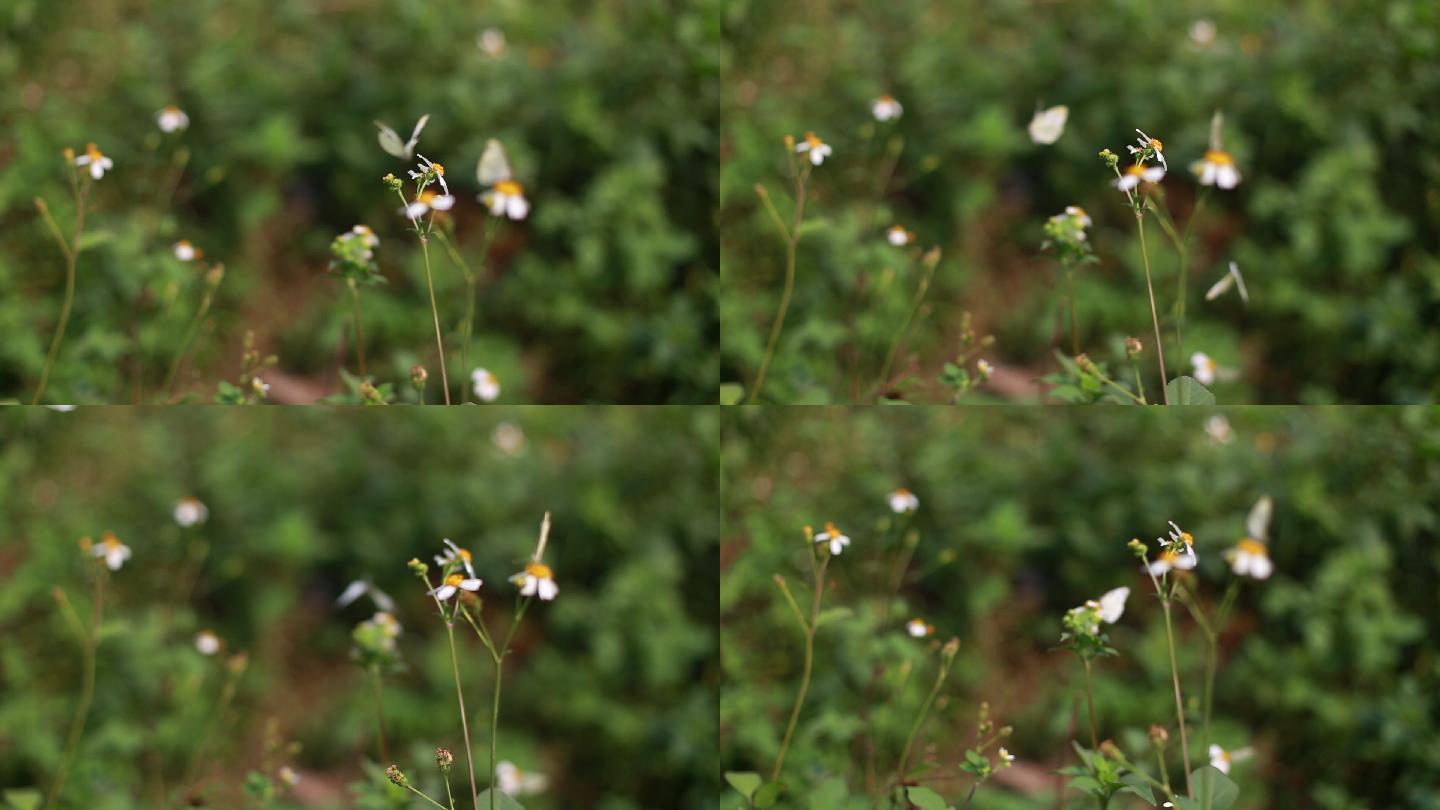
[1149,724,1170,747]
[436,748,454,770]
[1125,336,1143,358]
[386,765,406,786]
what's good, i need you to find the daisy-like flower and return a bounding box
[404,188,456,220]
[512,561,558,601]
[478,27,507,58]
[279,766,301,787]
[1115,162,1166,192]
[481,179,529,220]
[73,143,114,180]
[794,132,832,166]
[409,154,449,194]
[372,611,403,638]
[888,487,920,514]
[1209,744,1232,774]
[813,521,851,556]
[429,572,483,602]
[172,240,202,262]
[976,359,994,380]
[1129,129,1167,170]
[905,617,935,638]
[871,94,903,122]
[195,630,221,656]
[1190,19,1217,47]
[1064,205,1092,230]
[1028,104,1068,145]
[495,761,547,796]
[1204,414,1235,445]
[157,105,190,133]
[1151,521,1198,574]
[998,747,1016,766]
[887,225,915,246]
[92,531,131,571]
[1225,495,1274,579]
[1194,145,1241,189]
[492,422,525,456]
[1191,352,1220,385]
[350,225,380,258]
[435,538,478,578]
[174,496,209,526]
[472,368,501,401]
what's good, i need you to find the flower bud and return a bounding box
[436,748,454,770]
[410,365,428,389]
[386,765,406,786]
[941,637,961,662]
[360,381,384,404]
[1128,538,1148,558]
[1149,724,1169,747]
[1124,336,1143,358]
[408,558,429,576]
[206,264,226,287]
[783,134,796,150]
[1099,740,1123,760]
[1076,354,1098,375]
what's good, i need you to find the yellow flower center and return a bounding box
[804,132,824,149]
[1070,206,1087,219]
[1125,163,1148,176]
[526,561,553,579]
[444,573,465,587]
[495,179,523,196]
[164,105,181,114]
[895,487,911,496]
[1236,538,1267,556]
[1180,532,1194,546]
[78,536,93,552]
[1157,550,1179,564]
[419,190,437,204]
[1204,149,1233,166]
[823,521,841,536]
[458,548,472,562]
[85,143,103,161]
[1149,137,1163,152]
[432,162,445,176]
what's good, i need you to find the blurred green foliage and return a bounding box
[0,0,719,404]
[720,0,1440,403]
[0,406,718,808]
[721,407,1440,808]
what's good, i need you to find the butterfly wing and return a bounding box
[1205,272,1235,301]
[1028,105,1068,145]
[403,114,431,156]
[1246,495,1272,542]
[1230,262,1250,305]
[476,139,513,186]
[375,121,406,158]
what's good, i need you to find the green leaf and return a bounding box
[720,383,744,405]
[753,781,785,808]
[724,771,763,801]
[1119,773,1156,804]
[814,606,853,626]
[475,789,526,810]
[905,786,951,810]
[1190,765,1238,810]
[3,789,42,810]
[1165,376,1216,405]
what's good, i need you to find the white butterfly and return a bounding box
[1245,495,1272,542]
[1205,261,1250,304]
[1028,104,1068,145]
[476,139,514,186]
[375,113,430,160]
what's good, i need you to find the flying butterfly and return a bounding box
[476,138,514,186]
[1205,261,1250,304]
[1027,104,1068,145]
[375,113,430,160]
[1245,495,1272,542]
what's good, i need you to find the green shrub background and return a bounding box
[720,0,1440,403]
[0,407,719,808]
[721,407,1440,808]
[0,0,719,404]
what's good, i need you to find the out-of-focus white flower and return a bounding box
[174,496,209,527]
[404,189,456,220]
[92,531,131,571]
[496,761,547,796]
[888,487,920,514]
[492,422,525,456]
[73,143,114,180]
[1190,19,1217,47]
[1205,414,1234,445]
[1194,149,1241,189]
[337,579,397,612]
[905,617,934,638]
[350,224,380,259]
[887,225,914,246]
[976,359,994,379]
[1116,162,1165,192]
[476,139,530,220]
[478,28,507,58]
[1065,205,1092,230]
[1210,744,1231,774]
[472,368,501,402]
[430,572,482,602]
[172,240,201,262]
[1225,538,1273,579]
[279,766,301,787]
[1129,129,1167,170]
[1151,521,1198,575]
[157,105,190,133]
[998,747,1016,766]
[1093,586,1130,623]
[1028,105,1068,144]
[1205,261,1249,304]
[795,131,832,166]
[813,521,851,556]
[195,630,221,655]
[1191,352,1219,385]
[871,94,903,122]
[511,561,558,601]
[372,611,403,638]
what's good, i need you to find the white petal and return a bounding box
[435,584,457,600]
[90,162,104,180]
[460,578,483,591]
[506,195,530,220]
[336,580,368,607]
[521,576,538,596]
[537,579,558,600]
[405,202,429,219]
[431,195,455,211]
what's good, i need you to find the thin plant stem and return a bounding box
[182,649,243,793]
[369,666,390,763]
[771,553,828,782]
[1130,357,1148,404]
[444,768,457,810]
[403,783,451,810]
[1156,745,1173,797]
[894,652,951,791]
[419,237,451,404]
[960,784,978,809]
[877,251,939,398]
[1135,214,1170,404]
[33,181,89,405]
[489,656,503,810]
[1160,600,1191,797]
[438,220,498,403]
[1082,658,1099,749]
[349,279,368,377]
[445,622,479,809]
[1066,267,1079,355]
[750,165,811,403]
[44,568,104,810]
[162,282,218,399]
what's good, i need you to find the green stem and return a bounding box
[1083,658,1098,749]
[445,622,479,809]
[403,783,451,810]
[877,251,938,397]
[369,666,390,763]
[489,656,502,810]
[771,554,828,782]
[162,280,218,400]
[444,768,457,810]
[1066,267,1079,355]
[33,182,89,405]
[1130,357,1148,404]
[349,279,367,378]
[1160,600,1192,797]
[750,166,810,403]
[420,237,451,404]
[894,653,951,788]
[44,569,104,810]
[1136,214,1170,404]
